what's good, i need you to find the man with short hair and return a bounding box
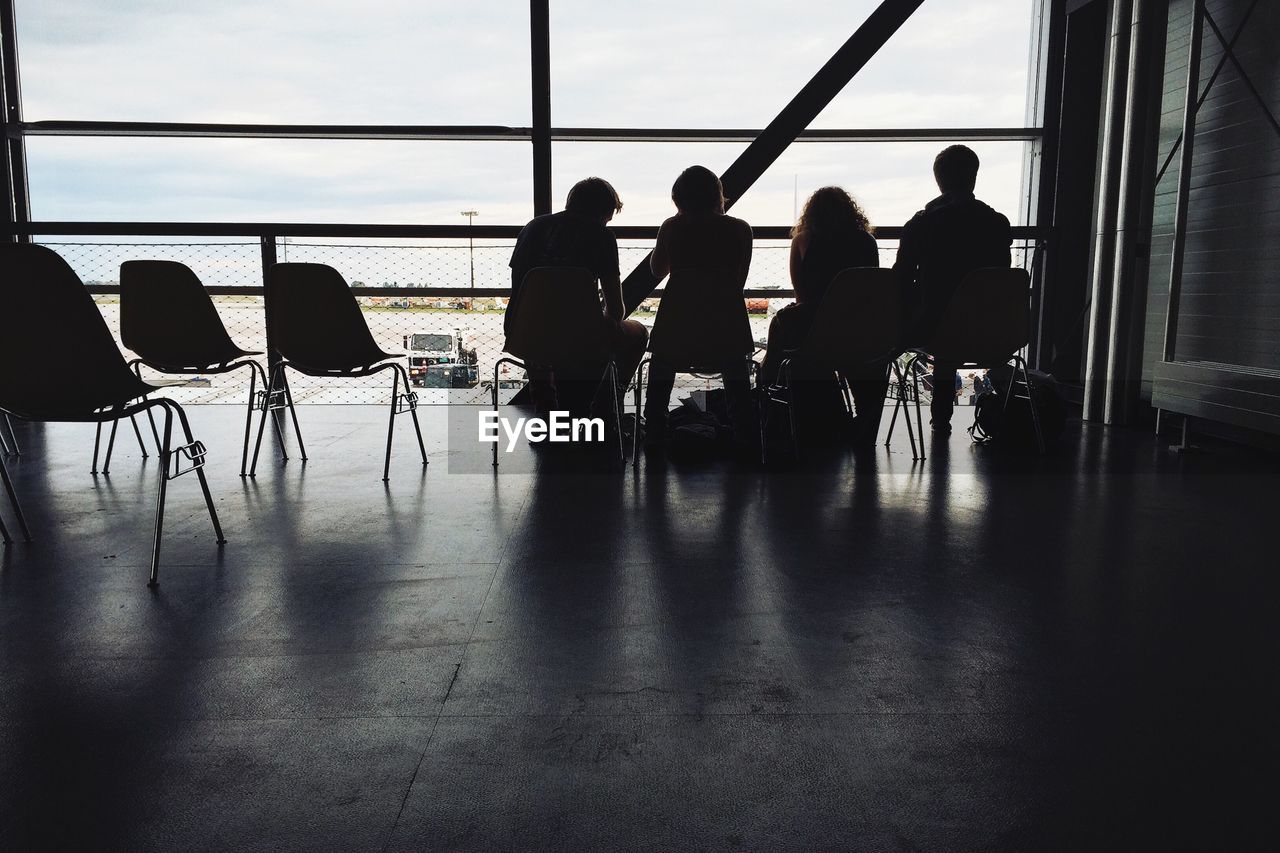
[894,145,1012,434]
[507,177,647,417]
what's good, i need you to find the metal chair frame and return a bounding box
[95,357,299,478]
[632,354,759,469]
[267,358,426,482]
[492,356,624,469]
[764,358,916,463]
[3,397,226,585]
[887,350,1044,458]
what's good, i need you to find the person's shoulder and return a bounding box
[971,197,1010,225]
[726,214,752,236]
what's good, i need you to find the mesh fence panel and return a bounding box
[41,238,1037,406]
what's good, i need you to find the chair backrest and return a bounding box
[797,267,905,367]
[504,267,611,365]
[648,266,753,368]
[0,243,142,416]
[120,260,241,368]
[267,263,388,370]
[928,267,1031,365]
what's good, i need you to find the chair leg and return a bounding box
[1,508,10,545]
[148,407,174,588]
[92,421,104,474]
[103,418,120,474]
[492,360,501,468]
[633,357,647,469]
[129,414,150,459]
[240,362,257,477]
[400,364,428,467]
[172,402,225,546]
[382,366,400,482]
[0,416,13,455]
[608,361,624,466]
[1,451,32,542]
[249,363,278,477]
[910,357,927,460]
[1017,357,1045,454]
[281,373,307,461]
[781,362,799,462]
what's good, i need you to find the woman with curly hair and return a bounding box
[761,186,883,446]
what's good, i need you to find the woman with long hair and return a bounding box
[761,186,882,446]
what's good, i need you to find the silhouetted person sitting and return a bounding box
[760,186,882,446]
[894,145,1011,434]
[644,166,756,452]
[507,177,648,417]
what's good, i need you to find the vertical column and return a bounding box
[261,235,280,373]
[530,0,552,217]
[0,0,31,240]
[1103,0,1164,423]
[1082,0,1134,422]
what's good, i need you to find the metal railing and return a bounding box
[10,221,1047,405]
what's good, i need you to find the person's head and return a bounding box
[565,177,623,223]
[791,186,872,240]
[671,165,726,215]
[933,145,980,195]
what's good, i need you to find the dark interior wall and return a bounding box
[1143,0,1280,390]
[1040,0,1108,385]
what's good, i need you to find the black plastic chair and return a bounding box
[0,243,225,585]
[886,267,1043,457]
[266,263,427,481]
[762,267,913,462]
[633,266,757,468]
[495,267,624,468]
[93,260,299,477]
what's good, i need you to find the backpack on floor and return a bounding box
[667,397,731,461]
[970,365,1067,448]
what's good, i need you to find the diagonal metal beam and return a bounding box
[1202,9,1280,141]
[622,0,928,312]
[1154,0,1260,185]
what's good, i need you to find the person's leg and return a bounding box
[610,319,648,414]
[845,364,891,447]
[930,358,959,430]
[643,360,677,444]
[526,366,555,414]
[722,357,758,447]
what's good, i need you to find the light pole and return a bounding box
[461,209,479,310]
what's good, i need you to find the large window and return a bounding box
[14,0,1040,228]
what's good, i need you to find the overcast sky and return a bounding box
[15,0,1037,228]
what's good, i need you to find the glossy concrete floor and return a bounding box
[0,404,1275,852]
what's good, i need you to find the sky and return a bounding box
[14,0,1039,230]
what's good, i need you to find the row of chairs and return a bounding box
[0,244,427,584]
[495,265,1038,469]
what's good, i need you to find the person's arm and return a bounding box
[788,232,808,296]
[650,218,672,280]
[998,213,1013,267]
[893,217,921,284]
[599,231,624,321]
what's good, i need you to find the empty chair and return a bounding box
[887,267,1042,457]
[494,266,624,468]
[267,262,427,480]
[0,243,225,585]
[762,267,913,461]
[94,259,300,477]
[635,265,757,466]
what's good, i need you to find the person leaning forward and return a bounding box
[506,177,648,418]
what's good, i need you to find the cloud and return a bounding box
[16,0,1037,227]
